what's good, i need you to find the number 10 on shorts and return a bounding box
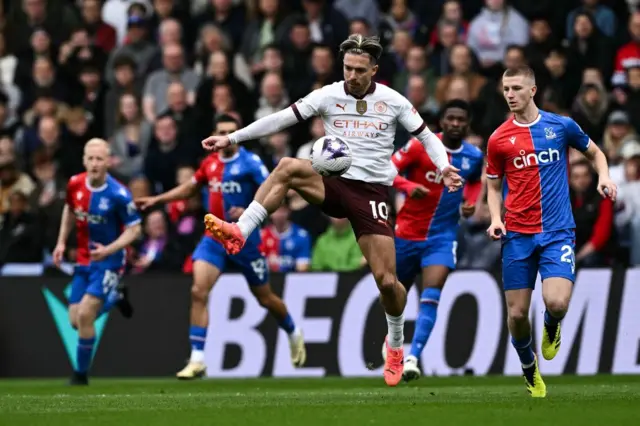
[369,201,389,221]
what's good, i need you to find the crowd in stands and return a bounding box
[0,0,639,274]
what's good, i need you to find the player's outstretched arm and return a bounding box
[202,108,300,150]
[582,142,617,201]
[53,204,74,266]
[93,223,142,261]
[136,180,200,210]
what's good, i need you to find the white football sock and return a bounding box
[190,349,205,364]
[237,201,268,239]
[386,313,405,349]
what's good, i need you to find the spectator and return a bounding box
[467,0,529,72]
[566,12,615,84]
[566,0,617,40]
[311,217,366,272]
[193,24,232,77]
[612,11,640,86]
[0,92,22,140]
[282,19,314,100]
[14,27,55,91]
[58,28,109,84]
[104,55,142,137]
[163,82,200,141]
[263,131,291,171]
[147,18,186,73]
[570,160,614,267]
[539,47,580,112]
[62,108,95,178]
[144,113,190,194]
[0,157,35,215]
[334,0,380,30]
[261,203,312,272]
[102,0,152,45]
[110,93,153,182]
[428,0,468,49]
[603,110,637,164]
[0,31,17,89]
[255,72,289,123]
[571,83,609,144]
[106,15,158,85]
[435,44,487,105]
[193,0,245,52]
[0,190,41,264]
[143,43,199,121]
[524,18,556,72]
[293,0,349,50]
[241,0,289,68]
[430,22,461,77]
[131,209,180,273]
[615,141,640,265]
[309,44,340,90]
[27,150,65,253]
[623,65,640,134]
[381,0,419,38]
[128,175,152,200]
[80,0,118,54]
[392,45,436,100]
[76,61,107,137]
[21,57,68,115]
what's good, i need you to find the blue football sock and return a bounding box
[544,309,563,327]
[511,335,535,366]
[278,313,296,335]
[409,288,441,359]
[189,325,207,351]
[76,337,95,374]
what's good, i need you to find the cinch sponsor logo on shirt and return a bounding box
[73,209,107,224]
[425,170,445,184]
[513,148,560,169]
[209,178,242,194]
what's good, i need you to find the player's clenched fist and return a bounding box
[597,176,617,202]
[53,243,65,267]
[442,165,464,192]
[202,135,231,151]
[486,220,506,240]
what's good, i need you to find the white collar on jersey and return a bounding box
[445,145,463,154]
[85,177,107,192]
[219,151,240,163]
[512,114,542,128]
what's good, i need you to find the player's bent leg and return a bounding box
[359,233,406,387]
[71,294,102,386]
[541,277,573,361]
[251,284,306,367]
[506,289,546,397]
[68,304,79,330]
[404,264,450,382]
[177,259,222,380]
[205,158,324,255]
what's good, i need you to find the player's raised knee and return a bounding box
[76,304,96,327]
[373,271,396,294]
[274,157,303,178]
[545,298,569,317]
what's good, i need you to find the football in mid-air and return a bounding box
[310,136,352,177]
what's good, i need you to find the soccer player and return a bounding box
[485,66,617,397]
[53,139,142,385]
[390,99,484,381]
[200,34,463,386]
[260,203,312,272]
[135,115,306,379]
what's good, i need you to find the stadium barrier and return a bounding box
[0,268,639,378]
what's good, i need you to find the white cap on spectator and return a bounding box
[621,141,640,160]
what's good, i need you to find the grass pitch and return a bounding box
[1,375,639,426]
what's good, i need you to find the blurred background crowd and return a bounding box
[0,0,639,274]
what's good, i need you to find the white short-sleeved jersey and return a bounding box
[291,81,427,185]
